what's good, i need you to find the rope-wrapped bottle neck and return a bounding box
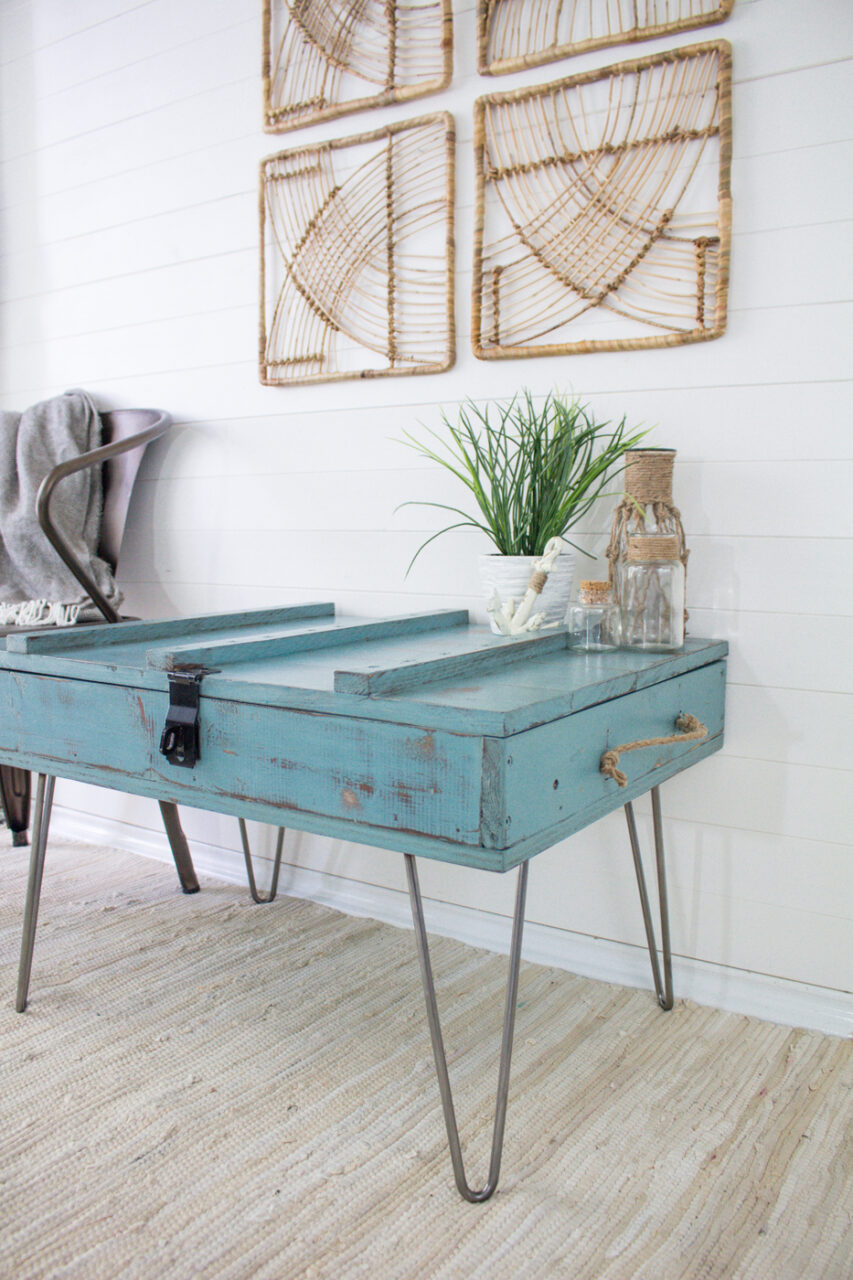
[623,449,676,505]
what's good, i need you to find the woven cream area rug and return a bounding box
[1,836,851,1280]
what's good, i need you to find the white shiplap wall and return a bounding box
[2,0,851,1034]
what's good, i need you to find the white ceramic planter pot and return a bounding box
[478,551,576,634]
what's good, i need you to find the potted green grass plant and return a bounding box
[400,390,648,630]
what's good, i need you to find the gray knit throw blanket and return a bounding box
[0,390,121,626]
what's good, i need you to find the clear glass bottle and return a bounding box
[620,535,685,651]
[567,580,621,652]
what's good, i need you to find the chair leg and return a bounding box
[238,819,285,903]
[1,765,31,846]
[405,852,529,1203]
[158,802,200,894]
[16,774,56,1012]
[624,785,674,1012]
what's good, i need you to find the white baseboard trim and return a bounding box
[50,807,853,1040]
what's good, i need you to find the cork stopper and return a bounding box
[624,449,675,504]
[626,534,680,563]
[578,580,612,604]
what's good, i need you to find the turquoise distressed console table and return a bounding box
[0,604,726,1200]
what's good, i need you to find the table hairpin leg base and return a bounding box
[404,852,529,1203]
[15,779,202,1012]
[404,784,675,1201]
[238,819,285,903]
[625,785,674,1011]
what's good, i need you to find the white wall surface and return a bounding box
[2,0,851,1034]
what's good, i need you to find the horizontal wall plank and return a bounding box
[684,535,852,616]
[88,382,853,480]
[676,460,853,538]
[732,0,853,85]
[115,526,853,619]
[3,303,852,417]
[123,459,853,542]
[6,13,256,144]
[3,44,851,202]
[659,754,850,846]
[4,134,850,277]
[723,686,853,770]
[4,302,255,390]
[1,0,173,61]
[4,213,851,337]
[1,135,257,244]
[0,194,256,297]
[7,0,842,92]
[686,609,853,695]
[1,0,253,91]
[0,143,842,281]
[729,221,853,310]
[733,141,853,235]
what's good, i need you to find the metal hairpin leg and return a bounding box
[238,819,285,903]
[405,852,528,1203]
[16,773,56,1013]
[624,785,673,1011]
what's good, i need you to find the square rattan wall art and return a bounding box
[472,41,732,361]
[478,0,734,77]
[259,113,456,386]
[263,0,453,133]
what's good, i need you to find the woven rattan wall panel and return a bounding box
[260,113,455,386]
[263,0,453,133]
[472,42,732,361]
[478,0,733,76]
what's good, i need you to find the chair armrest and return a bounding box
[36,409,171,623]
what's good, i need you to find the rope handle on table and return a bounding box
[600,713,708,788]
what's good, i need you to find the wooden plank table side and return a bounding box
[0,606,727,872]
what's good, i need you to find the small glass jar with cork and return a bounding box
[620,535,685,651]
[567,580,622,652]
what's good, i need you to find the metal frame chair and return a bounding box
[2,406,285,902]
[0,409,199,893]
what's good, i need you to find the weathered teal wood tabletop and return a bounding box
[0,604,727,872]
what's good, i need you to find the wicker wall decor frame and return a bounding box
[472,41,732,361]
[263,0,453,134]
[259,113,456,386]
[478,0,734,77]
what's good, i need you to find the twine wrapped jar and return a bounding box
[605,448,688,609]
[620,535,685,652]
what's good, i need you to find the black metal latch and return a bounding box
[159,669,204,769]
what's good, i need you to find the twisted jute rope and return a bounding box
[600,713,707,788]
